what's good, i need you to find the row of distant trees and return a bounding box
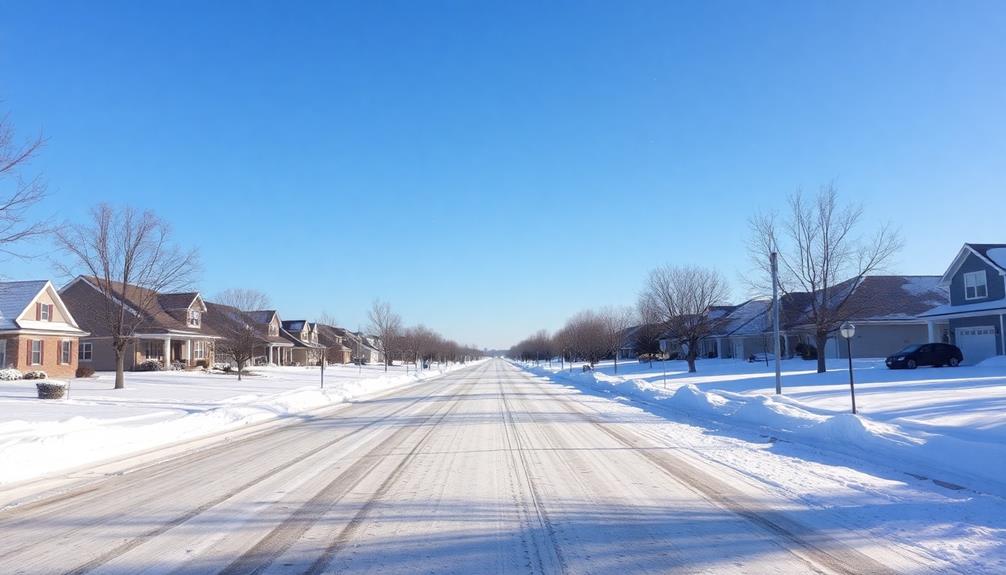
[0,112,480,389]
[508,186,901,374]
[367,300,483,371]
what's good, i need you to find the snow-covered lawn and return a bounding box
[0,362,470,485]
[524,356,1006,496]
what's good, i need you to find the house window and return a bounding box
[30,340,43,365]
[40,304,52,321]
[60,340,72,364]
[0,340,6,367]
[144,340,163,360]
[964,270,988,300]
[193,341,207,360]
[188,310,201,327]
[79,342,93,361]
[269,325,278,336]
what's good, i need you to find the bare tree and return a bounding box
[54,204,199,389]
[213,288,271,312]
[640,265,728,373]
[0,113,48,258]
[749,185,901,372]
[368,299,402,371]
[600,306,634,374]
[210,304,259,381]
[316,311,338,327]
[564,310,608,367]
[633,300,664,366]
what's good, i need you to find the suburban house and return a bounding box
[243,310,294,365]
[316,324,353,364]
[60,277,218,371]
[0,280,89,377]
[661,275,948,361]
[281,320,326,365]
[917,243,1006,364]
[336,329,382,364]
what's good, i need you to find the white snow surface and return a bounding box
[987,247,1006,269]
[528,357,1006,497]
[520,358,1006,572]
[0,362,476,485]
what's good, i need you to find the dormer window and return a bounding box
[269,324,278,336]
[964,270,988,300]
[39,303,52,321]
[188,310,201,327]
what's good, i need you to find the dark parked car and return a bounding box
[885,343,963,369]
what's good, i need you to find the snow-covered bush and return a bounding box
[35,381,67,399]
[0,368,23,381]
[75,365,95,378]
[136,359,163,372]
[23,370,47,380]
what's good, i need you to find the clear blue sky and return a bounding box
[1,1,1004,349]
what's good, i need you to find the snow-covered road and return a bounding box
[0,359,990,574]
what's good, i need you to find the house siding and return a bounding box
[1,335,79,378]
[949,253,1006,306]
[829,324,929,359]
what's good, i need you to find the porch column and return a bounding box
[927,321,938,344]
[163,338,171,364]
[183,340,191,364]
[716,338,723,358]
[268,345,274,364]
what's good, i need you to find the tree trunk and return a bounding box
[815,331,828,373]
[114,348,125,389]
[686,351,697,373]
[613,354,618,374]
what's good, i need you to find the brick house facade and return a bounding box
[0,280,89,378]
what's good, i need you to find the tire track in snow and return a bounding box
[497,362,568,575]
[0,371,470,574]
[218,362,488,575]
[515,366,898,575]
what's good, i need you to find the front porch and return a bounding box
[133,336,214,369]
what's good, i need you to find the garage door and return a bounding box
[955,326,998,365]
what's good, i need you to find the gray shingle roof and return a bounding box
[0,280,49,330]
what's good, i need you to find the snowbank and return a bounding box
[523,361,1006,496]
[0,362,478,485]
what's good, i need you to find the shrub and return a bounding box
[75,365,96,378]
[195,359,208,369]
[795,343,818,360]
[36,381,66,399]
[23,370,47,380]
[137,359,163,372]
[0,368,23,381]
[222,365,233,373]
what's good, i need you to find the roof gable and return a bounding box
[941,243,1006,284]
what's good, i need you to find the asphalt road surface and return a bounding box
[0,359,920,574]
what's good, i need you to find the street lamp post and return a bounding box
[839,321,857,414]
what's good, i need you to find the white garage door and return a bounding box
[955,326,998,365]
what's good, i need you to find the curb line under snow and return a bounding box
[521,363,1006,499]
[0,363,476,501]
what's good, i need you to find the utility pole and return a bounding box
[320,349,326,389]
[771,251,782,395]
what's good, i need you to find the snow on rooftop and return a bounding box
[988,247,1006,270]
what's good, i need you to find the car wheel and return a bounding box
[907,359,917,369]
[949,357,960,367]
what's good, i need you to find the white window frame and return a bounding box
[60,340,72,364]
[30,340,42,365]
[40,303,51,321]
[188,309,201,327]
[0,340,6,367]
[193,341,207,360]
[79,342,93,362]
[964,270,988,300]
